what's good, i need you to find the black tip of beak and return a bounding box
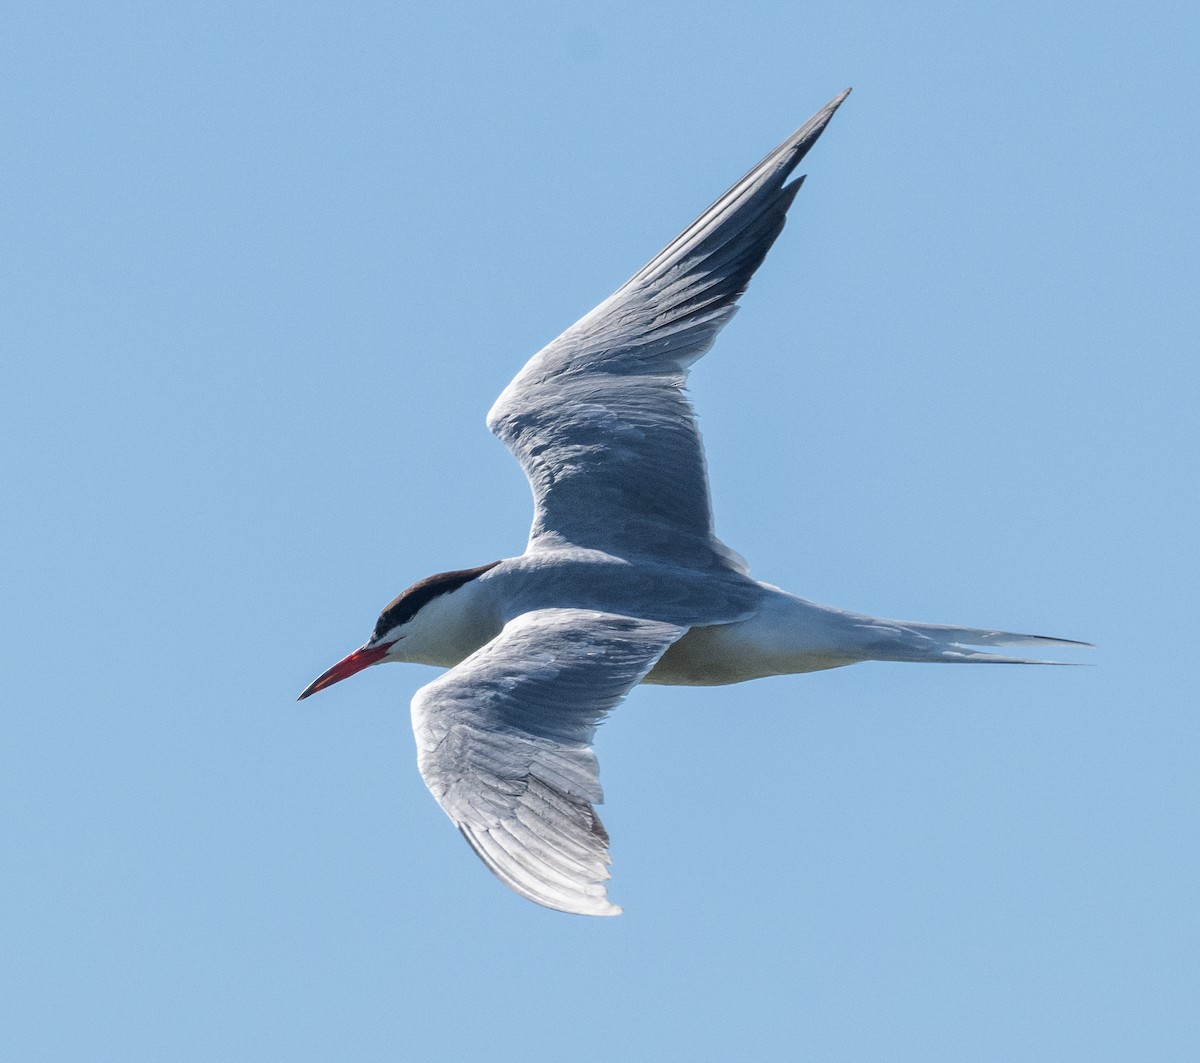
[297,642,393,702]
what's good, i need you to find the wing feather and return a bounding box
[411,609,686,916]
[488,90,849,569]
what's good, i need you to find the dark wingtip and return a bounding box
[815,88,852,125]
[782,88,852,171]
[1029,635,1095,648]
[816,88,852,122]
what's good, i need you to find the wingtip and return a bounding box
[820,88,852,116]
[789,88,852,153]
[549,891,624,917]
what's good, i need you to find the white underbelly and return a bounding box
[644,614,858,687]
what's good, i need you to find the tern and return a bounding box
[300,89,1086,916]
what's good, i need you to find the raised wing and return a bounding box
[410,608,686,916]
[488,90,850,571]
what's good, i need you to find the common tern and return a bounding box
[300,89,1086,916]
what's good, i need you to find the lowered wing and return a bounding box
[410,608,686,915]
[488,89,850,571]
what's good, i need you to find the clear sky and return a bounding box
[3,2,1197,1060]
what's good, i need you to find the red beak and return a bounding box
[297,643,393,700]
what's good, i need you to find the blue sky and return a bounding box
[3,2,1196,1060]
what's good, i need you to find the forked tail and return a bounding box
[856,619,1092,665]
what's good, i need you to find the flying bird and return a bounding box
[299,89,1086,916]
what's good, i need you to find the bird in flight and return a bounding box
[300,89,1086,916]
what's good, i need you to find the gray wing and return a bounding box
[410,608,686,916]
[488,90,850,571]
